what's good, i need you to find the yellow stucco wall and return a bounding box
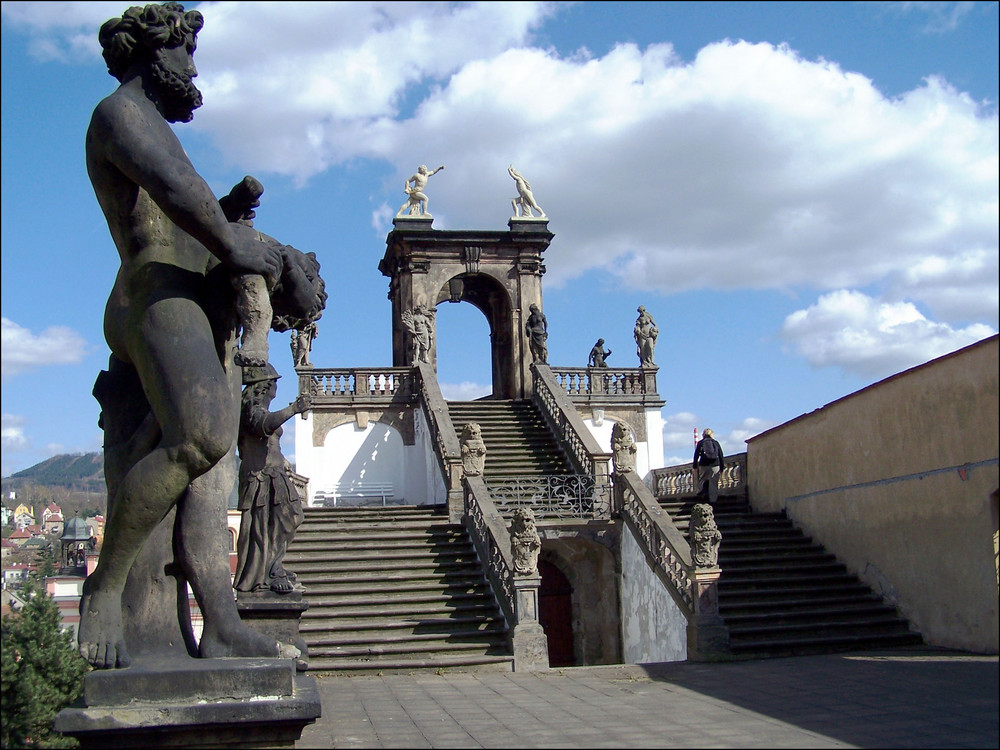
[747,335,999,653]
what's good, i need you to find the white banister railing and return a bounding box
[550,367,647,397]
[301,367,414,402]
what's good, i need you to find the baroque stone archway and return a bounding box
[379,217,552,399]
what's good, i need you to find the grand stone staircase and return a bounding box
[658,493,924,657]
[448,399,572,481]
[285,505,512,673]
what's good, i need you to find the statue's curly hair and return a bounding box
[99,2,204,82]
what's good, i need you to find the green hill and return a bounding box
[3,453,105,494]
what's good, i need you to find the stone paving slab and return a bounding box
[297,648,998,749]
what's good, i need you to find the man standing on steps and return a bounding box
[693,428,725,504]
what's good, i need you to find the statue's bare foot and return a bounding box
[199,619,280,659]
[269,577,293,594]
[78,588,130,669]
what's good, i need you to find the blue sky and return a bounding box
[2,1,997,477]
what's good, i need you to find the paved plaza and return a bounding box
[297,647,998,749]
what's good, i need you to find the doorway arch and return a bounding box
[434,301,493,400]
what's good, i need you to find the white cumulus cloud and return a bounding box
[780,290,995,378]
[2,414,29,452]
[1,317,90,378]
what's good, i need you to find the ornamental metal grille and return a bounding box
[486,475,608,519]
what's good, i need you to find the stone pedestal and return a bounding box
[511,575,549,671]
[55,657,321,748]
[508,217,549,233]
[237,589,309,670]
[392,215,434,231]
[686,567,730,660]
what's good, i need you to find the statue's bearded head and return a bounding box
[148,44,203,123]
[99,2,205,122]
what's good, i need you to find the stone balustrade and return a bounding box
[652,453,747,498]
[615,470,729,658]
[548,366,661,406]
[414,362,464,521]
[463,475,515,623]
[300,367,414,404]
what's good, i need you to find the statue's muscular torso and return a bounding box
[86,85,230,364]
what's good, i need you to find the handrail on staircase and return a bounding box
[462,474,515,625]
[413,362,464,521]
[530,363,613,519]
[464,473,550,671]
[615,470,729,659]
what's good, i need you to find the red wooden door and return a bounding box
[538,560,575,666]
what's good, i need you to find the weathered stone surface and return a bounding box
[511,622,549,672]
[55,659,321,748]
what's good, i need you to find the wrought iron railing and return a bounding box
[652,453,747,498]
[487,475,611,520]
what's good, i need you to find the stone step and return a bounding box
[289,503,511,674]
[300,614,507,637]
[306,626,506,649]
[721,601,901,627]
[717,549,838,565]
[285,547,477,563]
[303,599,500,620]
[718,582,874,603]
[294,569,486,586]
[309,637,507,659]
[727,615,918,641]
[289,537,472,552]
[304,589,496,609]
[306,653,513,674]
[717,561,851,580]
[719,589,888,617]
[302,580,492,597]
[657,491,922,659]
[727,630,924,657]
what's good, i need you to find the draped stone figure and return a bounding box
[234,364,312,594]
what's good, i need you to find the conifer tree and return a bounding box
[1,575,88,748]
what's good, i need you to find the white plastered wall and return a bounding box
[293,410,445,506]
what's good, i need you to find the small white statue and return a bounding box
[509,165,546,218]
[397,164,445,217]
